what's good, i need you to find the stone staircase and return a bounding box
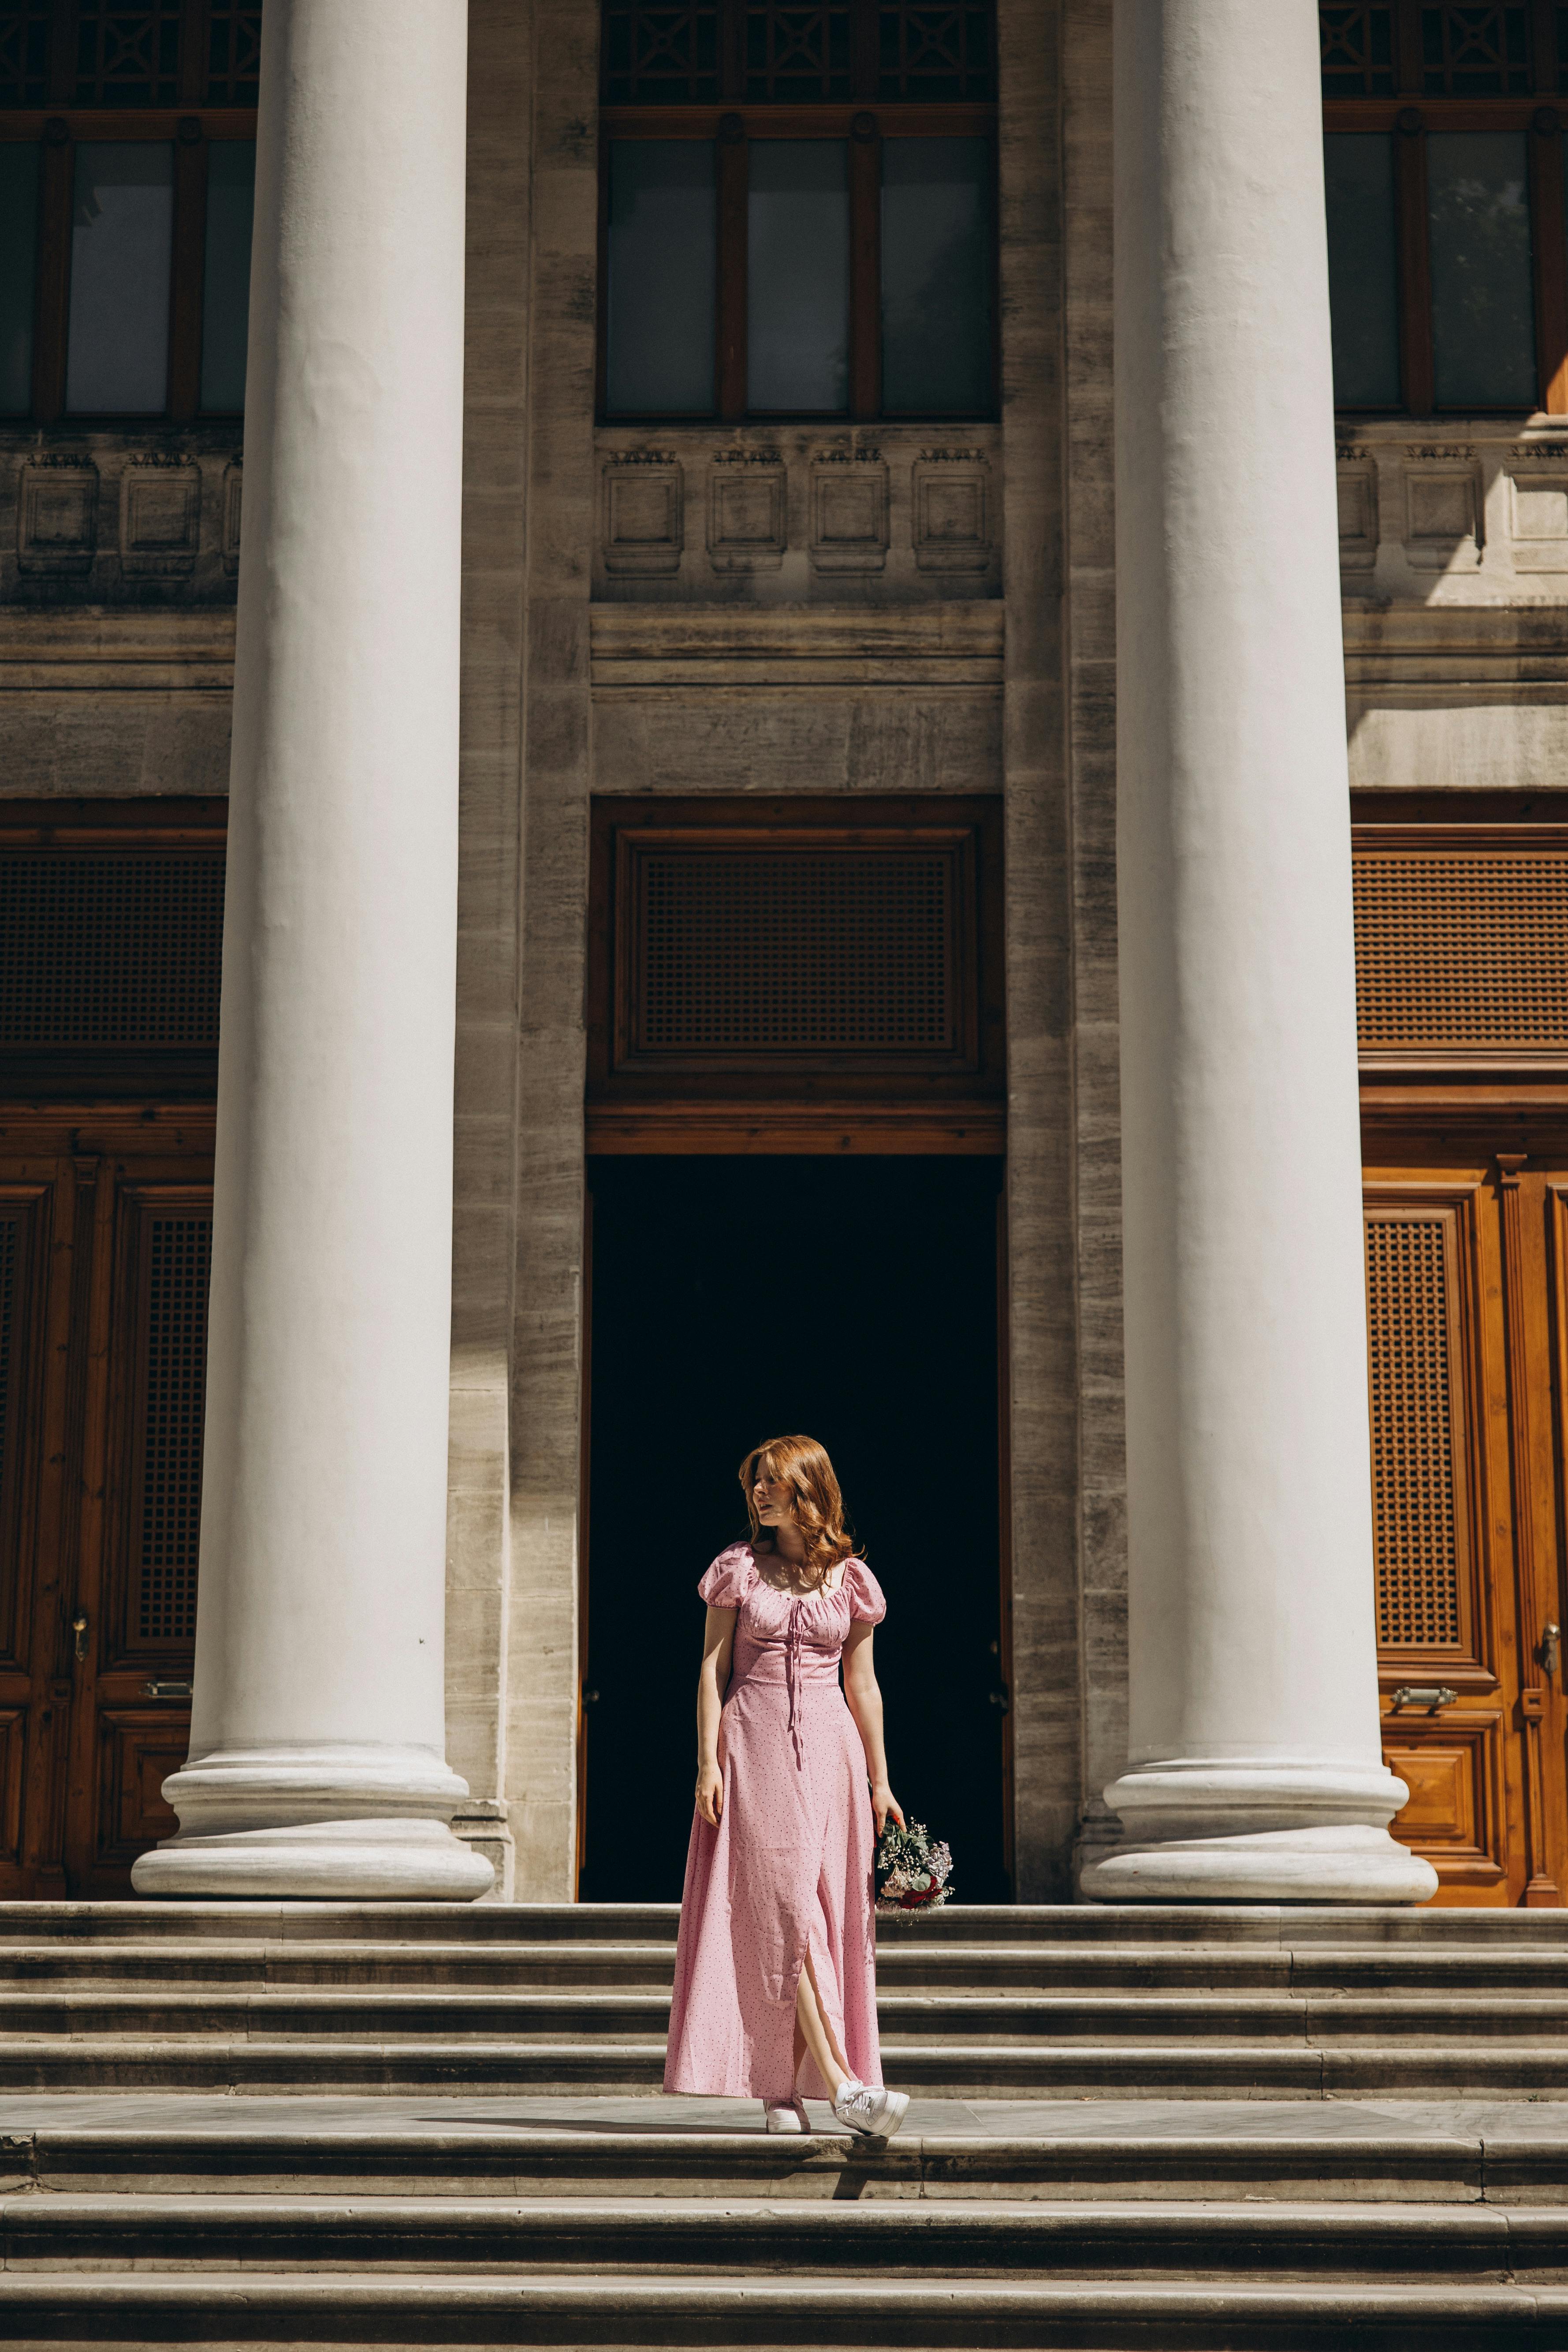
[0,1900,1565,2345]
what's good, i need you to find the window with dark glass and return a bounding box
[600,0,997,420]
[0,0,260,420]
[1320,1,1568,414]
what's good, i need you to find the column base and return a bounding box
[1080,1759,1438,1903]
[130,1742,495,1900]
[133,1816,495,1900]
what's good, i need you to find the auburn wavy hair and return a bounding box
[739,1434,857,1590]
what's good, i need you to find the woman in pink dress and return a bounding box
[664,1433,910,2138]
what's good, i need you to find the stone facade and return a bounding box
[0,0,1549,1903]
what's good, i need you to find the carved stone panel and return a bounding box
[912,454,991,573]
[707,457,787,572]
[592,424,1001,601]
[1337,457,1378,574]
[602,458,684,577]
[120,458,201,577]
[17,459,98,574]
[1403,459,1480,569]
[0,434,244,603]
[222,461,243,575]
[1508,470,1568,574]
[809,458,888,574]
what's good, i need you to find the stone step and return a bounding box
[0,1941,681,1990]
[5,1899,1568,1947]
[0,2269,1557,2349]
[6,1938,1568,1994]
[0,1903,687,1947]
[3,1985,1568,2043]
[3,2189,1565,2279]
[8,2123,1568,2203]
[4,2034,1568,2096]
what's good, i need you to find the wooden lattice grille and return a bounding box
[630,846,959,1056]
[603,1,720,99]
[134,1215,209,1645]
[1320,3,1397,92]
[601,0,994,101]
[1420,1,1532,91]
[73,0,183,103]
[1366,1213,1464,1649]
[0,851,224,1050]
[204,0,261,103]
[1353,848,1568,1052]
[1320,1,1549,91]
[0,0,50,104]
[745,0,853,98]
[877,0,992,98]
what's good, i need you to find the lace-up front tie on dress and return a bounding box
[663,1542,888,2102]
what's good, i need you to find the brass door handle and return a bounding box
[70,1612,88,1663]
[1545,1624,1560,1679]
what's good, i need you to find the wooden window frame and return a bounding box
[1324,2,1568,413]
[598,0,998,423]
[0,0,258,424]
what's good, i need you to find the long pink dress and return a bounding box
[664,1542,887,2102]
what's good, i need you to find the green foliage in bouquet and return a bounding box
[875,1816,954,1914]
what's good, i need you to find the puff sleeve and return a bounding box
[843,1559,887,1625]
[698,1543,756,1610]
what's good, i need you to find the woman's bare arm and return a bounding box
[843,1622,904,1836]
[695,1604,737,1826]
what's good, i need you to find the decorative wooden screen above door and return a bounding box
[587,794,1005,1152]
[1355,826,1568,1075]
[0,807,223,1100]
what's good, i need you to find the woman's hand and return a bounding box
[871,1781,904,1837]
[696,1760,724,1828]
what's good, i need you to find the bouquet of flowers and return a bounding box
[875,1817,954,1915]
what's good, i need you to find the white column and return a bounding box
[1081,0,1435,1903]
[134,0,490,1900]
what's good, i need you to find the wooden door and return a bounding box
[1364,1146,1568,1905]
[0,1111,213,1894]
[578,799,1013,1896]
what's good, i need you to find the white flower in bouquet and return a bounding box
[874,1817,955,1916]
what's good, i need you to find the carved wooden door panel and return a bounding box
[0,1114,212,1894]
[0,1152,77,1895]
[62,1166,212,1894]
[1364,1156,1567,1905]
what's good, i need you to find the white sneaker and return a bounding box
[831,2080,910,2139]
[764,2100,807,2132]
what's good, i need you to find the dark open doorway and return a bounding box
[580,1154,1009,1904]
